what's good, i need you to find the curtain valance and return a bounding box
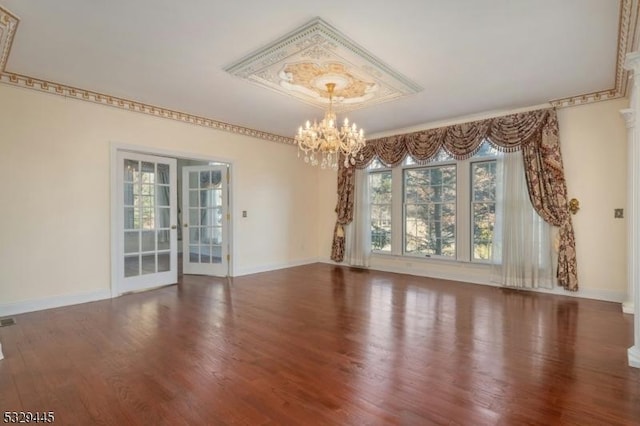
[352,108,551,168]
[331,107,578,291]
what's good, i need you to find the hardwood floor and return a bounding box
[1,263,639,425]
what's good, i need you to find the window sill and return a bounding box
[371,251,492,266]
[367,252,492,285]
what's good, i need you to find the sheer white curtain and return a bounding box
[491,152,554,289]
[345,168,371,267]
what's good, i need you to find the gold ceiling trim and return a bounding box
[551,0,639,107]
[0,6,294,145]
[0,2,638,136]
[0,72,295,144]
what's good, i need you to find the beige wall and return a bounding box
[558,98,628,298]
[0,84,319,308]
[317,169,338,259]
[317,99,629,301]
[0,81,629,311]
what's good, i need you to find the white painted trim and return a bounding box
[621,107,636,314]
[624,51,640,368]
[0,289,112,317]
[0,343,3,360]
[109,141,237,285]
[371,255,493,286]
[629,346,640,368]
[623,301,635,314]
[109,142,237,165]
[318,257,626,303]
[110,145,119,297]
[233,258,320,277]
[530,287,626,304]
[226,162,236,277]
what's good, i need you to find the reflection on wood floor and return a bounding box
[0,263,638,425]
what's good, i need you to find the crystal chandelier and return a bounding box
[295,83,366,170]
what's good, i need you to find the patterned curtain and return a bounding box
[330,107,578,291]
[521,112,578,291]
[330,162,355,262]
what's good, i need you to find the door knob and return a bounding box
[171,225,177,229]
[184,223,189,228]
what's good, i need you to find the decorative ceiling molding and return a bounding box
[0,3,638,138]
[0,5,294,145]
[0,71,294,143]
[0,6,18,72]
[224,17,423,111]
[551,0,639,107]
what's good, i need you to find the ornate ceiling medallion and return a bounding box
[224,17,423,111]
[0,7,19,72]
[280,62,378,106]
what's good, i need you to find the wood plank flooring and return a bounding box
[1,263,639,425]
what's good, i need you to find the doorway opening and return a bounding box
[111,145,233,297]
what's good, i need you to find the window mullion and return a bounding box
[458,159,471,262]
[391,166,403,255]
[368,142,496,262]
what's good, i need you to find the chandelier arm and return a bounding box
[294,81,366,169]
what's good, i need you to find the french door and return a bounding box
[116,151,178,294]
[182,165,229,276]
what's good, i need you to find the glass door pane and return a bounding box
[117,152,177,294]
[182,165,228,276]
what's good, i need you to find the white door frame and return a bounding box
[110,142,235,297]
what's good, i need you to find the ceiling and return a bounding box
[0,0,636,141]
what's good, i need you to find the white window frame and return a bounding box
[369,166,393,253]
[367,143,498,264]
[402,160,458,260]
[470,159,497,263]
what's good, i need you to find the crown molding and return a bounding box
[0,5,294,145]
[551,0,639,107]
[0,72,295,144]
[0,2,638,138]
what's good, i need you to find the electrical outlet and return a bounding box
[242,210,247,218]
[614,208,624,219]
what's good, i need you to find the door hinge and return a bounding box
[226,213,230,220]
[226,254,230,261]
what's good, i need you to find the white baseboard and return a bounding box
[523,286,626,303]
[629,346,640,368]
[319,257,490,284]
[1,259,625,316]
[0,289,112,317]
[318,257,626,303]
[622,301,635,314]
[0,259,320,316]
[233,257,319,277]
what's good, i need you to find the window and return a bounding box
[369,160,392,251]
[471,161,496,260]
[404,165,456,257]
[367,141,498,262]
